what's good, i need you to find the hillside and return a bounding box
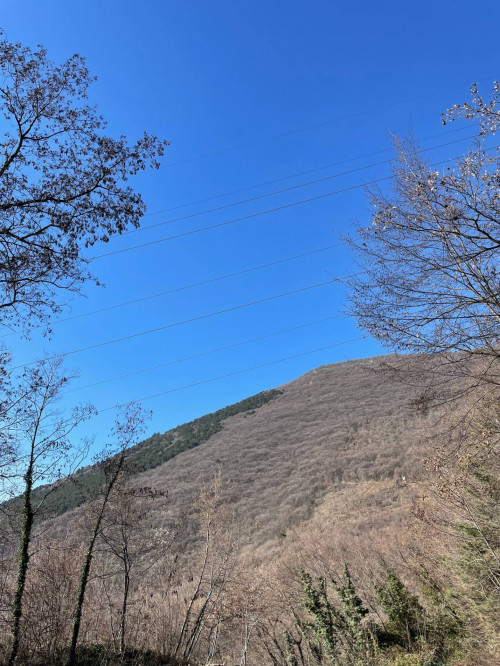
[131,353,431,552]
[5,352,483,666]
[28,387,284,519]
[43,353,434,558]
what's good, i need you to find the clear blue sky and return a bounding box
[2,0,499,444]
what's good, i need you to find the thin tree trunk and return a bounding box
[67,520,100,665]
[206,619,221,665]
[8,465,34,666]
[67,463,122,666]
[184,594,210,662]
[120,563,130,654]
[174,521,211,658]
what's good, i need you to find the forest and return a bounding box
[1,27,500,666]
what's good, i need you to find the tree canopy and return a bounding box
[345,83,500,373]
[0,32,167,329]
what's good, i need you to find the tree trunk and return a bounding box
[174,522,211,658]
[67,464,122,666]
[8,466,34,666]
[67,519,100,666]
[120,563,130,654]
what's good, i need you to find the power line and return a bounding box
[139,125,472,220]
[160,76,493,169]
[94,145,483,260]
[93,178,380,258]
[2,244,340,337]
[13,279,337,369]
[64,314,344,394]
[16,145,497,368]
[97,335,367,413]
[122,134,475,237]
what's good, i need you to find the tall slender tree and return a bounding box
[99,485,169,654]
[5,357,93,666]
[67,402,150,666]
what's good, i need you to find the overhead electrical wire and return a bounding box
[120,133,475,238]
[12,279,338,369]
[1,244,341,338]
[17,145,499,367]
[94,141,485,260]
[63,314,345,394]
[9,80,495,413]
[140,125,473,220]
[94,183,371,259]
[13,130,497,386]
[3,136,475,337]
[160,75,494,169]
[96,335,367,413]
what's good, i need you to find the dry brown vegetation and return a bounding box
[1,352,471,664]
[120,354,431,556]
[2,31,499,666]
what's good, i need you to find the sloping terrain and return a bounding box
[134,354,430,552]
[47,353,435,560]
[29,388,283,518]
[3,352,462,666]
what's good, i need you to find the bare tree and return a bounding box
[4,357,93,666]
[345,82,500,393]
[175,474,238,664]
[342,82,500,659]
[423,395,500,594]
[67,402,150,666]
[239,607,259,666]
[99,484,169,654]
[0,32,167,331]
[443,81,500,135]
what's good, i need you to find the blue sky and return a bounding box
[1,0,499,443]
